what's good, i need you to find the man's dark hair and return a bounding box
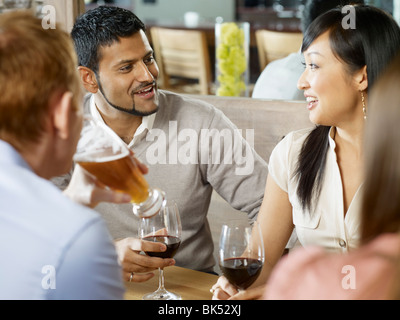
[301,0,365,32]
[71,5,145,73]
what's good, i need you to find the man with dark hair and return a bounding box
[252,0,365,100]
[55,5,268,282]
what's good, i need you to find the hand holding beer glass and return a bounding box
[73,116,165,218]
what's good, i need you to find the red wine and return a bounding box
[143,235,181,259]
[219,258,263,290]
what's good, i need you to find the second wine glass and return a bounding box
[219,220,265,291]
[138,200,182,300]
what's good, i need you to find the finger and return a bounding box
[121,251,175,273]
[229,285,266,300]
[118,237,142,252]
[229,291,250,300]
[212,288,231,300]
[136,159,149,175]
[115,238,174,273]
[153,228,168,236]
[125,271,155,283]
[210,282,221,293]
[131,273,155,283]
[128,150,148,175]
[125,237,167,253]
[91,188,131,205]
[217,276,239,297]
[211,276,238,300]
[140,238,168,252]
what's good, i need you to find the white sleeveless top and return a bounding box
[269,127,362,252]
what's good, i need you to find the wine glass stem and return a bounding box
[158,268,165,291]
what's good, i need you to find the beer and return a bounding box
[74,117,165,218]
[76,148,149,204]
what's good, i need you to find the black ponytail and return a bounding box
[294,126,330,211]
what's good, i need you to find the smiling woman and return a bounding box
[299,31,367,125]
[295,4,400,213]
[211,4,400,300]
[260,51,400,301]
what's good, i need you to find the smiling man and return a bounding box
[55,6,268,282]
[94,33,159,115]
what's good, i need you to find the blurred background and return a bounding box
[81,0,399,85]
[1,0,398,91]
[84,0,397,22]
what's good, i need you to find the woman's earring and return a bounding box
[361,91,367,120]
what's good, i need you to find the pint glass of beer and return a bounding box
[74,116,165,218]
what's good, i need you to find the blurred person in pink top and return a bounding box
[262,52,400,300]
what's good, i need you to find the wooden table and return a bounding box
[124,266,218,300]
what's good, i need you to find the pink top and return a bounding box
[263,233,400,300]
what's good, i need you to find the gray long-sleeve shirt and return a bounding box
[54,90,268,273]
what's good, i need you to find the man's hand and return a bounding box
[115,237,176,283]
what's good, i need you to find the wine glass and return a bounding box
[138,200,182,300]
[219,220,265,291]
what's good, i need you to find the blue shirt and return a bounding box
[0,140,125,299]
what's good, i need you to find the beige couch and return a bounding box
[185,95,313,274]
[187,95,311,162]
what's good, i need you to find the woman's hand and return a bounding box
[210,276,239,300]
[211,276,267,300]
[229,285,266,300]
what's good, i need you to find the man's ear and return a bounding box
[78,66,99,93]
[355,65,368,92]
[53,91,73,140]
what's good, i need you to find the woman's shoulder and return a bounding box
[270,127,314,163]
[268,127,314,191]
[283,127,315,145]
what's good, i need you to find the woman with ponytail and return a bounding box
[212,4,400,300]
